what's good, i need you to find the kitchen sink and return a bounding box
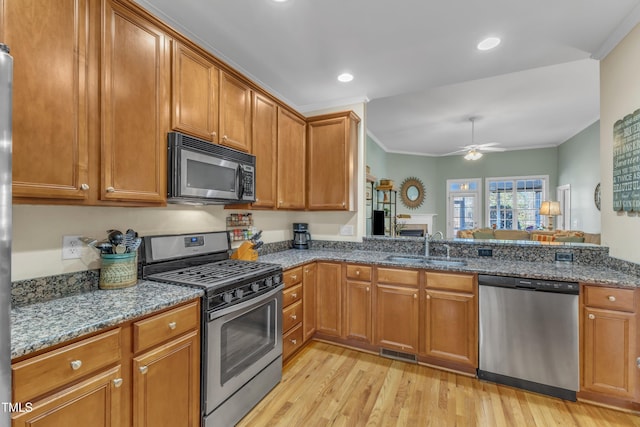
[385,255,467,267]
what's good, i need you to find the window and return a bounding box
[446,178,481,238]
[485,176,548,230]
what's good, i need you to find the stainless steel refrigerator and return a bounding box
[0,43,12,426]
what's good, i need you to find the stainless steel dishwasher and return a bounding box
[478,275,579,401]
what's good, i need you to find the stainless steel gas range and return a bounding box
[140,231,283,427]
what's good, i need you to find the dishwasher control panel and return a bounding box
[480,274,579,295]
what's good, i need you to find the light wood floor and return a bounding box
[238,341,640,427]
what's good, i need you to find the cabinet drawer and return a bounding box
[346,264,372,281]
[584,286,635,312]
[283,266,303,288]
[12,328,121,402]
[134,301,199,353]
[283,300,303,333]
[426,272,475,293]
[377,267,419,287]
[283,283,303,307]
[283,322,304,360]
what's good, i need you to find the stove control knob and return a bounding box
[273,274,282,284]
[223,292,233,304]
[265,277,273,287]
[251,282,260,292]
[234,289,244,299]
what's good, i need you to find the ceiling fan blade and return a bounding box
[441,148,467,156]
[481,146,506,152]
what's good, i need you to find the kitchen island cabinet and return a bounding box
[579,284,639,409]
[375,267,420,354]
[422,271,477,374]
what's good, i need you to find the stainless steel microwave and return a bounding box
[167,132,255,205]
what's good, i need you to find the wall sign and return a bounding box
[612,109,640,212]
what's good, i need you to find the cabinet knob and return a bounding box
[426,294,431,300]
[356,270,360,276]
[139,366,148,374]
[304,269,309,273]
[80,183,89,191]
[106,186,115,193]
[290,339,297,345]
[588,314,595,320]
[342,202,345,207]
[366,286,370,292]
[290,314,297,320]
[168,321,177,330]
[414,293,417,299]
[113,378,123,388]
[70,360,82,370]
[291,293,298,299]
[607,295,616,302]
[291,275,297,280]
[211,131,217,138]
[222,135,228,142]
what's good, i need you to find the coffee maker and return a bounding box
[292,223,311,249]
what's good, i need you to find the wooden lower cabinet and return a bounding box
[12,366,123,427]
[580,285,638,405]
[282,266,304,360]
[421,272,477,373]
[374,267,420,353]
[343,264,373,344]
[302,263,317,342]
[11,299,201,427]
[132,331,200,427]
[316,262,343,338]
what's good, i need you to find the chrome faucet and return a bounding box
[444,244,451,259]
[424,231,444,257]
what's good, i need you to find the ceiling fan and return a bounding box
[443,118,505,160]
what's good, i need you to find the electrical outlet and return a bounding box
[62,235,83,260]
[478,248,493,257]
[340,225,354,236]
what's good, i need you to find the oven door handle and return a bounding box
[209,284,283,321]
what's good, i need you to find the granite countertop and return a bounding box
[259,249,640,288]
[11,281,203,359]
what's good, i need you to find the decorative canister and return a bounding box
[99,252,138,289]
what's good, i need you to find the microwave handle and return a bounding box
[236,164,245,200]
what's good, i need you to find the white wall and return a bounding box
[12,102,366,281]
[600,23,640,263]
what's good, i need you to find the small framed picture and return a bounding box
[365,185,372,200]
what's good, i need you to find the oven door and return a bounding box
[205,285,283,413]
[179,147,242,201]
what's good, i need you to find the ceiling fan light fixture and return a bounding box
[464,149,483,161]
[477,37,501,51]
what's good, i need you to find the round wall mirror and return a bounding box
[400,177,425,209]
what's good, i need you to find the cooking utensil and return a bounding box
[252,241,263,250]
[124,229,136,249]
[128,237,142,253]
[250,230,262,242]
[107,229,124,246]
[95,242,113,254]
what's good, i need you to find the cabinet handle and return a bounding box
[80,183,89,191]
[291,293,298,299]
[426,294,431,300]
[168,321,177,330]
[290,339,297,345]
[356,270,360,276]
[366,286,370,292]
[211,131,217,138]
[106,186,115,193]
[113,378,123,388]
[290,314,297,320]
[291,275,297,280]
[607,295,616,302]
[414,294,417,299]
[342,202,345,207]
[304,269,308,273]
[588,314,595,320]
[222,135,228,142]
[70,360,82,370]
[139,366,148,374]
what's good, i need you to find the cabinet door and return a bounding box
[423,289,477,368]
[303,263,317,342]
[252,93,277,208]
[307,113,359,210]
[133,330,200,427]
[219,71,252,152]
[344,280,372,343]
[172,42,218,142]
[102,0,169,203]
[5,0,91,201]
[12,366,123,427]
[582,307,637,399]
[375,284,419,353]
[316,262,342,337]
[276,107,306,209]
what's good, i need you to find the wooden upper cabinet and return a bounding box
[5,0,91,201]
[101,0,170,203]
[277,107,306,209]
[219,71,252,152]
[251,92,278,208]
[171,42,219,142]
[306,111,360,210]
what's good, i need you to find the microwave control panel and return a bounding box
[242,165,254,197]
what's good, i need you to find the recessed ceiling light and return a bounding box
[337,73,354,83]
[272,0,288,2]
[477,37,501,51]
